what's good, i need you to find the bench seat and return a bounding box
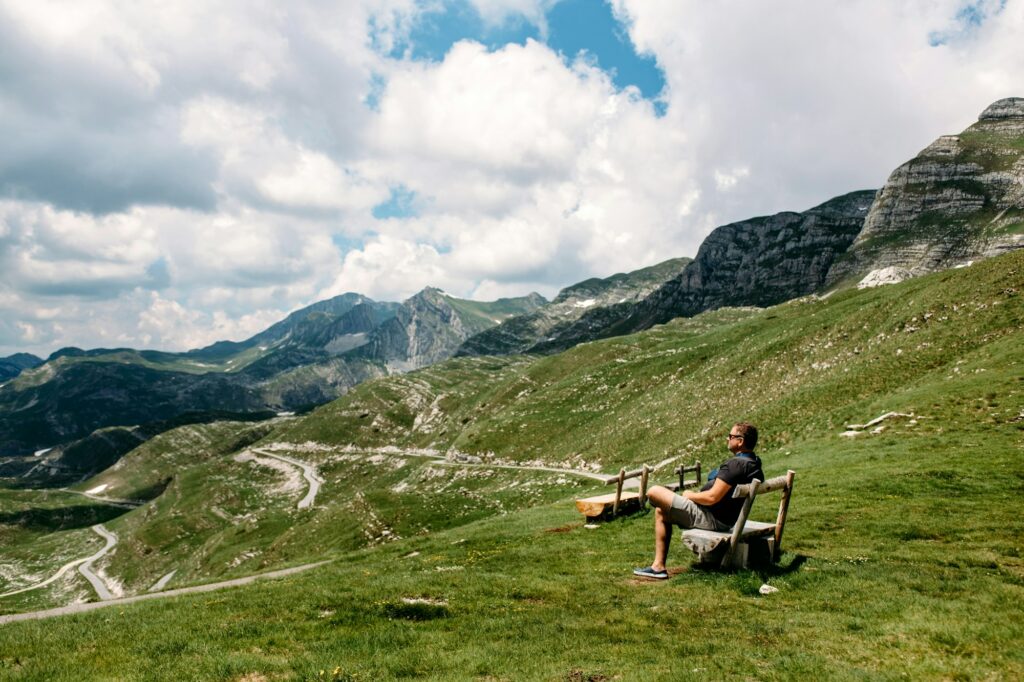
[575,491,641,518]
[681,521,778,566]
[682,520,776,543]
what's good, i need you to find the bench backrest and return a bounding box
[724,469,796,566]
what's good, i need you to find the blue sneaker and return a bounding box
[632,566,669,580]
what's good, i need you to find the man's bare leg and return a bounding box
[647,485,675,571]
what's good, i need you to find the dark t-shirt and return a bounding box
[699,452,764,527]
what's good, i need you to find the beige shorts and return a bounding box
[668,494,730,531]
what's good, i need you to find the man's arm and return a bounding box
[683,478,732,506]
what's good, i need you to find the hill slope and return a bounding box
[0,353,42,382]
[0,250,1022,679]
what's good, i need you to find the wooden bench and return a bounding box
[575,466,651,519]
[681,470,795,568]
[575,462,705,520]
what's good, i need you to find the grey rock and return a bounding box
[456,258,689,357]
[825,98,1024,286]
[533,190,875,350]
[353,288,546,371]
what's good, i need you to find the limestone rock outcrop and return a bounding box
[825,97,1024,286]
[356,288,546,371]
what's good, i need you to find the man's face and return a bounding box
[727,427,745,453]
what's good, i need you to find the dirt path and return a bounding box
[0,561,331,625]
[329,446,616,482]
[78,525,117,600]
[252,449,323,509]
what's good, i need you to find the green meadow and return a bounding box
[0,251,1021,680]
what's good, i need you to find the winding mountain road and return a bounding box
[335,446,643,483]
[252,449,323,509]
[0,524,118,601]
[78,525,118,600]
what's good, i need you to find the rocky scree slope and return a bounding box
[826,97,1024,286]
[455,258,689,357]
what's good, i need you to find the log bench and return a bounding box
[681,470,796,569]
[575,462,704,520]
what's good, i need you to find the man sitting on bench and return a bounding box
[633,422,764,579]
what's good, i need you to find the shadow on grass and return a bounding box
[687,552,809,577]
[756,553,809,577]
[0,503,130,531]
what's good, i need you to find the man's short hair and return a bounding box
[733,422,758,450]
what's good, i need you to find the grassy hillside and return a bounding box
[277,250,1022,474]
[0,251,1021,679]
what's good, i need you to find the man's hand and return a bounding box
[683,478,732,506]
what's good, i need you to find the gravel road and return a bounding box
[0,561,331,625]
[252,449,323,509]
[78,525,118,600]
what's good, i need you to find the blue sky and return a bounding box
[386,0,665,101]
[929,0,1008,45]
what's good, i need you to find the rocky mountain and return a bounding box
[0,361,270,458]
[0,353,43,382]
[528,190,876,352]
[826,97,1024,287]
[356,288,547,371]
[186,293,398,363]
[523,100,1023,352]
[456,258,689,357]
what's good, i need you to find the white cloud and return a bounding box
[136,293,284,350]
[180,97,388,215]
[364,38,695,288]
[612,0,1024,225]
[322,235,458,302]
[372,40,608,179]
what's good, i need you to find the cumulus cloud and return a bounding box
[357,38,694,288]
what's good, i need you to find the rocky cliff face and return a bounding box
[356,288,545,371]
[826,97,1024,286]
[531,190,876,351]
[456,258,689,357]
